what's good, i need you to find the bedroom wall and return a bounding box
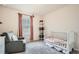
[44,5,79,51]
[0,6,18,35]
[0,6,40,40]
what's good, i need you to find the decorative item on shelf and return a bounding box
[39,20,44,40]
[0,18,3,24]
[39,27,44,30]
[40,20,43,22]
[0,22,2,24]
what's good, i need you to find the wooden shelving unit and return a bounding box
[39,20,44,40]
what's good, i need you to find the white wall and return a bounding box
[0,6,18,35]
[0,6,40,40]
[44,5,79,50]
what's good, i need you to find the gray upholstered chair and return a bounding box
[2,32,25,54]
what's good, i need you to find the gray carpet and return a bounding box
[21,41,62,54]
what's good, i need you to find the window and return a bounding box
[18,13,33,41]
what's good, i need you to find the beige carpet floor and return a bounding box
[19,41,62,54]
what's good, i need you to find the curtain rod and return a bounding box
[18,13,34,17]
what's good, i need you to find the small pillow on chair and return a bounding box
[7,32,13,41]
[7,31,18,41]
[12,34,18,41]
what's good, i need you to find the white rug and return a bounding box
[21,41,62,54]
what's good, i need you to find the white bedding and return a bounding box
[45,37,67,48]
[45,37,66,43]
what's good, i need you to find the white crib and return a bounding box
[44,32,76,54]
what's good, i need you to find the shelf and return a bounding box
[39,20,44,40]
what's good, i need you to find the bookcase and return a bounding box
[39,20,44,40]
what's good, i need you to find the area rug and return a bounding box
[23,41,62,54]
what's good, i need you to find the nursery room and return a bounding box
[0,4,79,54]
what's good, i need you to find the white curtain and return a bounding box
[22,15,30,42]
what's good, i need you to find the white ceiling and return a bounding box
[1,4,67,16]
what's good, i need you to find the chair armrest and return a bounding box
[18,37,24,40]
[18,37,26,43]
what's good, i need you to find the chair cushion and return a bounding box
[7,32,18,41]
[12,34,18,41]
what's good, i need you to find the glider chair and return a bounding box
[2,32,25,54]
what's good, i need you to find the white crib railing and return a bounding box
[44,31,76,54]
